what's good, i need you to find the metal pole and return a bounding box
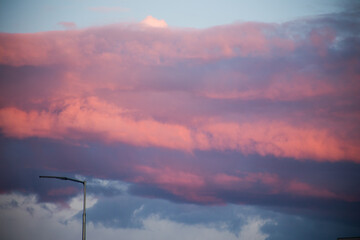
[39,176,86,240]
[82,181,86,240]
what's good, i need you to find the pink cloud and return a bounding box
[309,27,336,57]
[127,166,349,203]
[131,165,220,203]
[133,165,205,188]
[0,20,359,164]
[57,22,77,30]
[198,121,360,162]
[214,172,342,200]
[0,16,359,227]
[0,98,194,151]
[0,22,292,67]
[141,16,168,28]
[0,31,81,67]
[285,180,338,199]
[0,99,359,162]
[200,71,336,101]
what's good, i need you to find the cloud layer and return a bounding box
[1,10,360,239]
[0,192,273,240]
[0,16,359,162]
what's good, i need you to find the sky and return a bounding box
[0,0,360,239]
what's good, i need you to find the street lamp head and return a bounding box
[39,175,85,184]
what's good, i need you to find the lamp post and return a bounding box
[39,176,86,240]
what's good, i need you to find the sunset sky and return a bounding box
[1,0,360,239]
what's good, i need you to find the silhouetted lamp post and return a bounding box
[39,176,86,240]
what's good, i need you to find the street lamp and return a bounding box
[39,176,86,240]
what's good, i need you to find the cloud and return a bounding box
[0,100,359,161]
[0,11,360,237]
[86,177,130,193]
[48,186,78,196]
[238,217,270,240]
[131,165,214,203]
[213,173,339,199]
[0,193,97,237]
[129,166,348,204]
[2,192,358,240]
[0,98,194,151]
[141,15,168,28]
[57,22,77,30]
[0,20,325,67]
[0,192,272,240]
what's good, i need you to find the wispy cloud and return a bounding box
[57,21,77,30]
